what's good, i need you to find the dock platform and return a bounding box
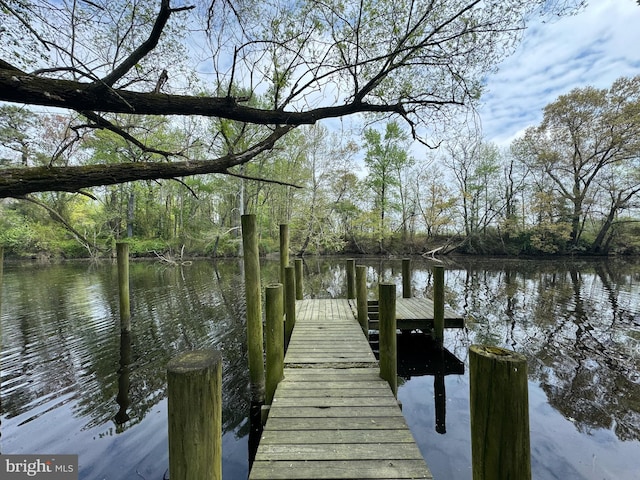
[249,299,433,480]
[366,297,464,331]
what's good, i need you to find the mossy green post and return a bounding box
[167,350,222,480]
[433,265,445,346]
[355,265,368,333]
[379,283,397,397]
[265,283,284,405]
[469,345,531,480]
[116,242,131,333]
[294,258,303,300]
[346,258,356,299]
[402,258,412,298]
[279,224,289,285]
[241,214,265,403]
[284,266,296,350]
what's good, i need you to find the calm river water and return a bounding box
[1,256,639,479]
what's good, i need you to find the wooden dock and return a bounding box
[366,297,464,331]
[249,299,433,480]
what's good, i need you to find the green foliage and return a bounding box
[121,238,173,257]
[514,75,640,250]
[529,222,572,254]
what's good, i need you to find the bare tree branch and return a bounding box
[98,0,194,88]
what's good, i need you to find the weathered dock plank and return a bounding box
[251,460,431,480]
[249,299,433,480]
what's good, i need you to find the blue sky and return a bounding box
[478,0,640,147]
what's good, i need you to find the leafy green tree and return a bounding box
[514,76,640,251]
[363,121,413,251]
[443,134,490,237]
[290,126,359,255]
[414,168,457,238]
[0,106,36,166]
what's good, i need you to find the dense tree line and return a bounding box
[2,74,640,258]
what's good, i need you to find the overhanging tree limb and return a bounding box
[0,125,294,197]
[0,67,412,123]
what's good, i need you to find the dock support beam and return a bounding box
[469,345,531,480]
[265,283,284,405]
[279,224,289,286]
[379,283,397,397]
[284,266,296,349]
[242,214,265,403]
[167,350,222,480]
[116,242,131,333]
[294,258,303,300]
[355,265,368,333]
[402,258,411,298]
[346,258,356,299]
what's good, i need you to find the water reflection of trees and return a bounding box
[1,260,250,439]
[445,257,640,442]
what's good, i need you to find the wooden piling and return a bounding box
[284,266,296,350]
[116,242,131,333]
[279,224,289,285]
[265,283,284,405]
[280,224,289,308]
[469,345,531,480]
[346,258,356,299]
[242,214,265,403]
[355,265,368,333]
[294,258,303,300]
[167,349,222,480]
[402,258,411,298]
[378,283,397,397]
[433,265,445,346]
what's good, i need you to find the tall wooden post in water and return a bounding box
[355,265,368,333]
[346,258,356,299]
[378,283,397,397]
[167,350,222,480]
[284,266,296,349]
[469,345,531,480]
[265,283,284,405]
[433,265,445,347]
[402,258,411,298]
[279,224,289,284]
[241,214,265,403]
[116,242,131,333]
[279,224,290,308]
[294,258,303,300]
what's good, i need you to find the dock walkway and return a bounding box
[249,299,433,480]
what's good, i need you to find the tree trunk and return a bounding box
[127,191,135,238]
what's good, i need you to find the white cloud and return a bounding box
[479,0,640,147]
